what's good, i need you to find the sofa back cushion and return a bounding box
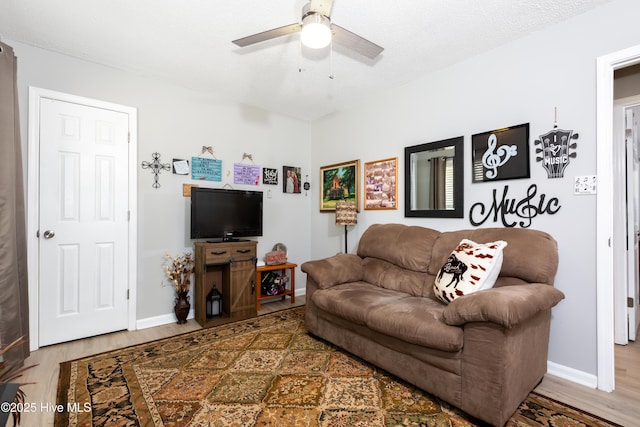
[429,227,558,285]
[357,223,440,272]
[361,257,434,297]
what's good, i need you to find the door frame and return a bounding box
[27,87,138,351]
[596,45,640,392]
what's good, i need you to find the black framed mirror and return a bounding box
[404,136,464,218]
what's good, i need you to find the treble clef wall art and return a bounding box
[472,123,531,183]
[481,133,518,179]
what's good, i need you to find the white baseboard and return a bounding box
[136,309,195,330]
[135,289,306,330]
[547,361,598,388]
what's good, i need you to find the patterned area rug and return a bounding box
[56,307,619,426]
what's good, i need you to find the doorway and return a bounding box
[27,88,138,350]
[596,45,640,392]
[614,98,640,346]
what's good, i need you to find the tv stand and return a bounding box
[194,240,257,328]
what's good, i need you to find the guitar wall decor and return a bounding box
[534,108,578,178]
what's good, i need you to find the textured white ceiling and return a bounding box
[0,0,612,121]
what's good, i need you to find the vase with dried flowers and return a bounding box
[164,252,195,324]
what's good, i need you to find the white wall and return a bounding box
[12,41,312,321]
[309,0,640,378]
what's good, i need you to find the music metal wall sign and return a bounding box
[534,109,579,178]
[469,184,561,228]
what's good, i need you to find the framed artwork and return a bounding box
[320,160,360,212]
[472,123,530,183]
[364,157,398,210]
[172,158,189,175]
[263,167,278,185]
[283,166,302,193]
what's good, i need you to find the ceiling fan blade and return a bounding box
[309,0,334,17]
[331,24,384,60]
[232,23,302,47]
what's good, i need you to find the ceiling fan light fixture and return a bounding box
[301,13,331,49]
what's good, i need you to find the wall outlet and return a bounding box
[574,175,597,195]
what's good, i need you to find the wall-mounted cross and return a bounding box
[141,152,171,188]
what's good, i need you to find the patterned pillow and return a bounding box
[434,239,508,304]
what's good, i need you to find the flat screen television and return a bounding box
[190,187,263,241]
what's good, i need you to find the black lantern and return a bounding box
[206,283,222,318]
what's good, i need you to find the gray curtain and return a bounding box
[0,42,30,361]
[428,157,446,210]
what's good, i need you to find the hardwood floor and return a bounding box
[15,297,640,426]
[536,339,640,426]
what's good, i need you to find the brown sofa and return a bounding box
[301,223,564,426]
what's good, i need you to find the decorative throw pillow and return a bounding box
[434,239,507,304]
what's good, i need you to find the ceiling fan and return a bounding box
[231,0,384,60]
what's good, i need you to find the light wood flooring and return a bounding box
[15,296,640,426]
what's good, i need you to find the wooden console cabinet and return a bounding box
[194,240,257,328]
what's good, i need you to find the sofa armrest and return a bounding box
[301,253,363,289]
[442,284,565,328]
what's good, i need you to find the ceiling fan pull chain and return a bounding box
[298,41,305,74]
[329,41,334,80]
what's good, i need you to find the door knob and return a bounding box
[43,230,56,239]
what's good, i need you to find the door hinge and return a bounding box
[628,297,634,308]
[127,289,130,300]
[127,210,131,221]
[127,132,130,144]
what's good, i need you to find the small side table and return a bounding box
[255,262,297,311]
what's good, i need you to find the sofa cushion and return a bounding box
[357,223,440,272]
[361,257,431,297]
[434,239,507,304]
[311,282,409,326]
[301,253,363,289]
[366,297,463,352]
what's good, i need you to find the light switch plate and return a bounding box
[574,175,597,195]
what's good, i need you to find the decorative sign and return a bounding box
[172,159,189,175]
[191,157,222,181]
[141,152,170,189]
[535,128,578,178]
[469,184,561,228]
[263,167,278,185]
[234,163,261,185]
[472,123,530,182]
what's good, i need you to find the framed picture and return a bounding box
[320,160,360,212]
[364,157,398,210]
[472,123,530,182]
[283,166,302,193]
[263,167,278,185]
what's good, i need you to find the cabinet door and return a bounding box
[230,259,256,314]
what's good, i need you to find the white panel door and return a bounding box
[38,98,130,346]
[627,106,640,341]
